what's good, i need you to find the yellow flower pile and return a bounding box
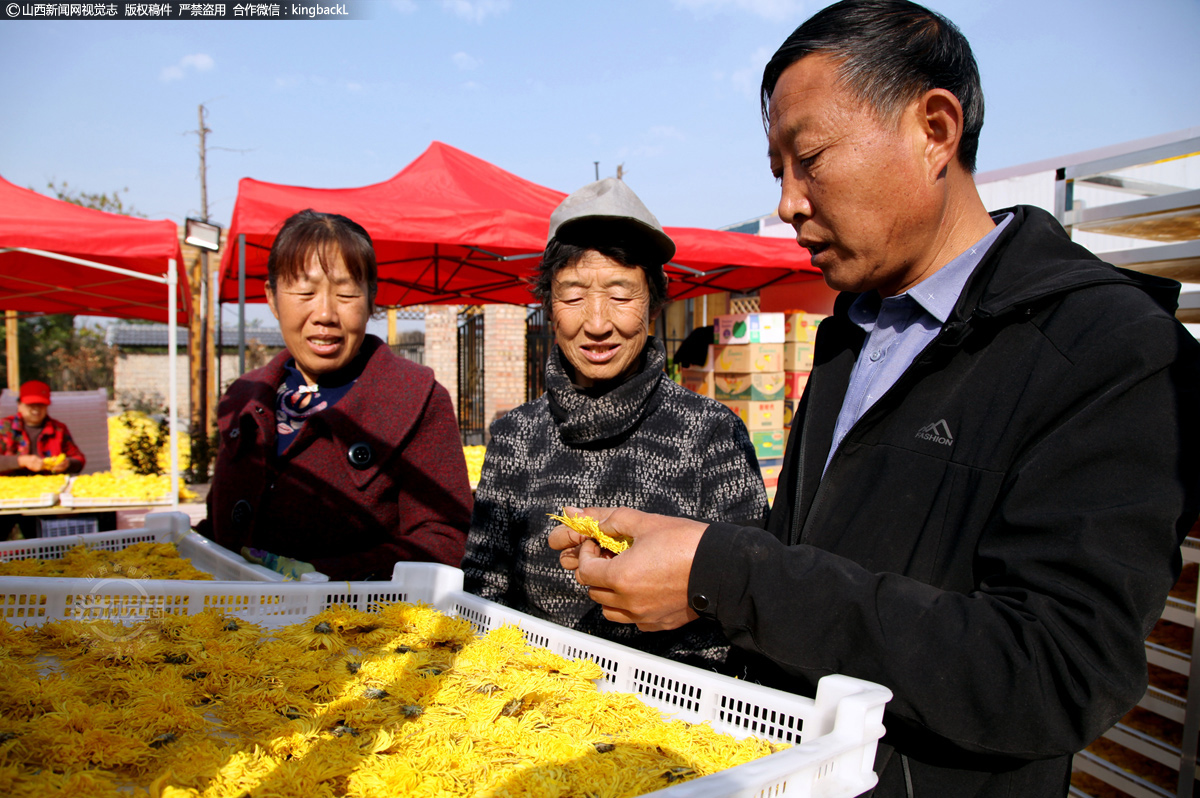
[462,445,485,490]
[41,453,67,471]
[0,541,212,580]
[71,472,170,502]
[0,602,783,797]
[107,413,191,475]
[549,509,632,554]
[69,472,195,504]
[0,475,69,504]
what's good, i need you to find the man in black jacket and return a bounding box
[550,1,1200,795]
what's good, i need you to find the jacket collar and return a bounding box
[545,336,666,445]
[962,205,1180,321]
[237,335,433,489]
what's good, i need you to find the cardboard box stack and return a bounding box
[712,313,786,505]
[781,310,825,432]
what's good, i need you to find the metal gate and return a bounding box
[457,306,485,445]
[526,304,554,402]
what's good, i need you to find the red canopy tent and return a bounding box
[0,175,188,322]
[217,141,818,308]
[0,174,188,504]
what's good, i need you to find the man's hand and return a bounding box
[548,506,708,632]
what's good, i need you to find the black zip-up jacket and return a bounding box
[692,206,1200,797]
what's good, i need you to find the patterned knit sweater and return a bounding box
[462,337,768,671]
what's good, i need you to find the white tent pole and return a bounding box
[168,258,179,509]
[0,247,169,285]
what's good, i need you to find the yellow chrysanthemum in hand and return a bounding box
[547,509,631,554]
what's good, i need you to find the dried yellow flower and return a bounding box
[548,509,631,554]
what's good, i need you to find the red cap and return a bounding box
[18,380,51,406]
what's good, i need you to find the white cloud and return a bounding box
[181,53,215,71]
[160,53,215,82]
[730,45,774,98]
[461,80,483,91]
[273,74,368,94]
[440,0,510,24]
[671,0,806,22]
[452,51,480,70]
[649,125,686,141]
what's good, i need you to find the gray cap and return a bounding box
[547,177,676,265]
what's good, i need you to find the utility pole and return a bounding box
[189,104,215,480]
[4,310,17,391]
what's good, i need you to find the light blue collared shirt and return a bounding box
[822,213,1013,476]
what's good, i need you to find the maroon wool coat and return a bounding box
[200,335,472,580]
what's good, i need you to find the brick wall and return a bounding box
[422,305,459,412]
[484,304,527,437]
[115,352,270,424]
[113,352,191,418]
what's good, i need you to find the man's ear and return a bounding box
[916,88,963,182]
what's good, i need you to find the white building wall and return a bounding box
[113,352,249,421]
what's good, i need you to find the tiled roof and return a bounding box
[106,324,286,348]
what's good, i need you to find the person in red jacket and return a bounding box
[0,380,87,475]
[196,209,472,580]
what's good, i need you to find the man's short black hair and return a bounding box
[530,239,668,315]
[761,0,984,172]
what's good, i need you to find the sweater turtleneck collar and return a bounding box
[545,336,667,445]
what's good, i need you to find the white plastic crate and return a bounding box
[59,474,172,508]
[0,564,891,798]
[0,511,329,583]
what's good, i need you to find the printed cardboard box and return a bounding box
[712,343,783,374]
[784,311,826,343]
[784,398,798,429]
[721,400,785,431]
[714,371,785,402]
[680,369,715,398]
[784,370,810,400]
[759,457,784,482]
[783,342,815,372]
[752,430,787,461]
[715,313,786,344]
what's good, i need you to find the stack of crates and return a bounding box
[709,313,786,505]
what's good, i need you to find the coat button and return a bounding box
[690,594,710,612]
[229,429,240,439]
[347,442,373,469]
[254,406,264,414]
[231,499,253,527]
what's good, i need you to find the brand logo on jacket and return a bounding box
[916,420,954,446]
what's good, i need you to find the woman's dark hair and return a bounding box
[267,209,378,310]
[530,239,668,314]
[761,0,984,173]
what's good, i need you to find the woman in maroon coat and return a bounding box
[199,210,471,580]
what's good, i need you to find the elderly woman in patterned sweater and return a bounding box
[198,209,472,580]
[462,179,768,672]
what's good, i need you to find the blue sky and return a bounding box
[3,0,1198,232]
